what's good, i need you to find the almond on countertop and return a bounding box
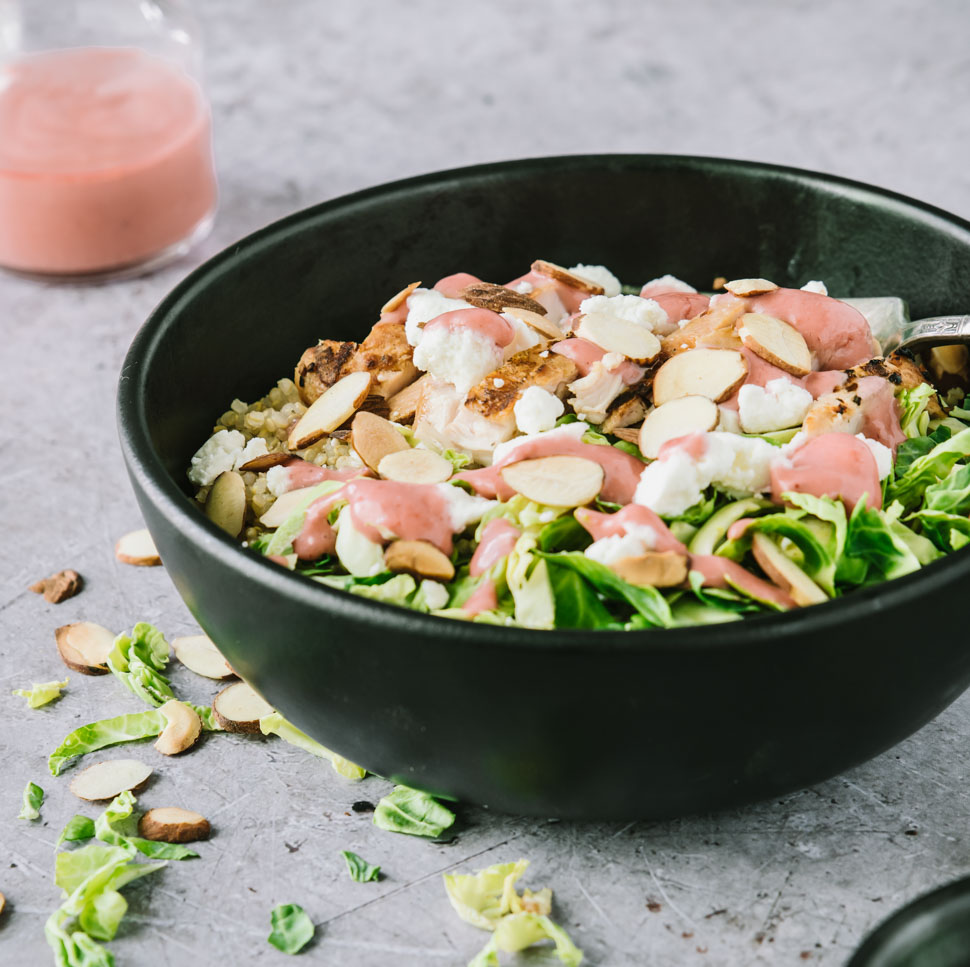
[154,700,203,756]
[500,455,604,507]
[138,807,211,843]
[532,260,604,294]
[611,552,689,588]
[69,759,153,801]
[30,569,83,604]
[576,312,662,364]
[205,470,247,537]
[639,396,720,458]
[212,682,274,733]
[384,540,455,581]
[351,411,411,472]
[381,281,421,315]
[173,634,235,680]
[652,349,748,406]
[738,312,812,376]
[378,447,453,485]
[0,892,5,918]
[115,528,161,566]
[287,371,372,450]
[723,278,778,297]
[56,621,116,675]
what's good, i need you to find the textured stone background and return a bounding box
[4,0,970,964]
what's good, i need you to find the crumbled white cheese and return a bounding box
[511,280,534,294]
[412,324,504,396]
[419,579,450,611]
[801,280,828,296]
[404,288,469,347]
[634,432,777,517]
[716,406,742,435]
[584,524,658,566]
[265,464,292,497]
[492,420,588,465]
[233,436,269,471]
[493,378,505,388]
[737,378,814,434]
[188,429,246,487]
[513,386,565,435]
[567,363,625,425]
[600,352,625,371]
[578,294,669,333]
[437,483,496,530]
[858,434,893,479]
[642,274,697,294]
[539,350,550,358]
[568,263,622,297]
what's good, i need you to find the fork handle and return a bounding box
[898,315,970,353]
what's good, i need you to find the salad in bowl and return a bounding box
[186,261,970,631]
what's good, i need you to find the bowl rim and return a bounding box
[117,152,970,655]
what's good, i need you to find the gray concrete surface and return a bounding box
[4,0,970,963]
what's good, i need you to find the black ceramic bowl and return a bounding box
[848,876,970,967]
[118,155,970,820]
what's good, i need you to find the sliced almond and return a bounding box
[258,485,324,528]
[30,568,83,604]
[461,282,548,316]
[205,470,247,537]
[723,278,778,297]
[384,539,455,581]
[610,426,641,445]
[138,807,211,843]
[0,891,5,917]
[378,447,453,484]
[660,303,745,357]
[387,374,429,424]
[500,455,604,507]
[652,349,748,406]
[287,371,372,450]
[351,411,411,472]
[56,622,116,675]
[173,634,235,680]
[738,312,812,376]
[503,306,563,340]
[930,344,969,377]
[238,451,290,473]
[751,532,827,606]
[154,700,203,756]
[639,396,719,459]
[575,313,662,364]
[69,759,153,801]
[115,528,161,566]
[532,260,604,294]
[611,551,689,588]
[381,281,421,315]
[212,682,274,733]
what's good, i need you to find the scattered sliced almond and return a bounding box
[0,891,5,917]
[351,411,411,472]
[384,539,455,581]
[138,807,211,843]
[738,312,812,376]
[287,371,372,450]
[723,278,778,297]
[611,552,689,588]
[258,485,323,528]
[652,349,748,406]
[56,622,116,675]
[461,282,548,316]
[30,568,83,604]
[532,260,604,294]
[173,634,235,680]
[712,276,727,290]
[503,306,562,340]
[381,281,421,315]
[751,532,827,606]
[70,759,153,801]
[212,682,274,733]
[501,455,604,507]
[115,528,161,566]
[154,700,203,756]
[387,374,429,424]
[238,451,290,473]
[639,396,719,458]
[205,470,247,537]
[576,313,662,363]
[378,448,453,484]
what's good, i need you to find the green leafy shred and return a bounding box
[267,903,315,954]
[373,785,456,838]
[49,708,168,776]
[106,623,173,707]
[19,780,44,821]
[12,677,68,708]
[259,711,366,779]
[340,849,381,882]
[57,816,97,846]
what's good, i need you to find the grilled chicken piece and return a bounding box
[568,363,626,425]
[412,379,463,451]
[659,303,745,357]
[601,392,649,433]
[387,373,430,424]
[294,339,358,404]
[844,351,946,419]
[346,321,419,399]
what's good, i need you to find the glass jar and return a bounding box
[0,0,217,280]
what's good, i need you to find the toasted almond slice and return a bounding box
[287,371,372,450]
[532,260,604,294]
[381,281,421,315]
[70,759,153,801]
[461,282,548,316]
[212,682,274,733]
[56,621,116,675]
[115,528,161,566]
[652,349,748,406]
[351,411,411,472]
[378,448,453,484]
[384,540,455,581]
[712,275,727,290]
[575,313,662,364]
[751,532,827,606]
[502,306,562,340]
[501,455,604,507]
[639,396,719,459]
[138,807,211,843]
[0,891,5,917]
[738,312,812,376]
[723,278,778,297]
[154,700,203,756]
[205,470,247,537]
[30,568,83,604]
[611,426,641,445]
[238,451,290,473]
[258,485,323,528]
[930,344,969,377]
[387,373,429,424]
[611,551,688,588]
[173,634,235,680]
